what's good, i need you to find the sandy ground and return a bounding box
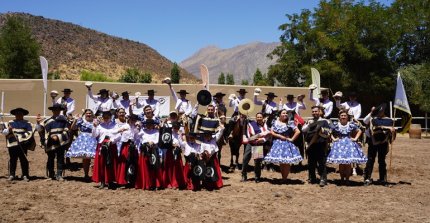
[0,135,429,223]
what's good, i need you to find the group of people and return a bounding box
[1,81,397,190]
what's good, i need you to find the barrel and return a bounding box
[409,124,422,139]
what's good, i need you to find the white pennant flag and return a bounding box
[40,56,48,93]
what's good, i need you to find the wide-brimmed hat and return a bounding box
[121,91,130,96]
[10,108,29,116]
[213,92,226,98]
[197,90,212,106]
[147,89,156,95]
[308,84,317,90]
[97,89,109,95]
[286,94,295,99]
[371,103,387,117]
[169,110,178,116]
[348,91,357,97]
[265,92,277,98]
[334,91,343,98]
[177,90,189,95]
[237,89,248,94]
[48,103,65,111]
[62,88,73,93]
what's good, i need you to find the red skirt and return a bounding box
[202,156,223,190]
[135,152,164,190]
[116,142,138,186]
[163,150,186,189]
[92,140,118,184]
[183,162,201,191]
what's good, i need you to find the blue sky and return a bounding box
[1,0,393,63]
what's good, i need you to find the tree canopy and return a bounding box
[0,15,41,78]
[268,0,430,110]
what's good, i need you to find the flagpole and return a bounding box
[389,108,396,178]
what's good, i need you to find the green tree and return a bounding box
[119,68,140,83]
[241,80,249,85]
[226,73,235,85]
[399,63,430,112]
[253,68,264,85]
[139,72,152,83]
[218,72,226,84]
[171,62,180,84]
[268,0,399,103]
[0,15,41,78]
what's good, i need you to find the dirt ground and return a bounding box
[0,135,429,223]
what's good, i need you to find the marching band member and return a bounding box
[241,112,271,183]
[91,111,122,189]
[135,119,163,190]
[302,105,331,187]
[87,87,114,116]
[36,104,70,181]
[309,89,333,119]
[253,90,278,127]
[2,108,33,182]
[56,88,75,117]
[116,114,140,188]
[334,91,362,120]
[263,109,302,183]
[327,110,367,185]
[65,109,97,180]
[229,89,247,117]
[363,103,396,186]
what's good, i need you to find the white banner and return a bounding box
[87,95,171,117]
[40,56,48,93]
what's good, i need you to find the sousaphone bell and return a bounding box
[197,90,212,106]
[238,98,254,116]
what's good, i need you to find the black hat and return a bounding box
[97,89,109,95]
[237,89,248,94]
[62,88,73,93]
[265,92,277,98]
[10,107,29,116]
[121,91,130,96]
[171,121,181,129]
[286,94,295,99]
[348,92,357,97]
[213,92,226,98]
[371,103,387,117]
[147,89,156,95]
[129,114,139,120]
[321,89,329,95]
[48,103,65,111]
[177,90,189,95]
[144,119,156,125]
[101,110,112,116]
[197,90,212,106]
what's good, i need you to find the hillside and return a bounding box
[0,12,198,83]
[180,42,279,84]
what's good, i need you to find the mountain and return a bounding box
[0,12,198,83]
[180,42,280,84]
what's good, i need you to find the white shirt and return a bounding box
[88,90,114,114]
[254,96,278,115]
[114,99,132,115]
[140,128,159,144]
[56,97,75,116]
[229,96,244,113]
[309,91,333,118]
[280,101,306,115]
[183,141,202,156]
[336,100,362,120]
[199,128,224,156]
[170,87,192,116]
[92,120,121,143]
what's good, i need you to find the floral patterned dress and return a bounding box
[264,120,303,164]
[327,122,367,164]
[66,119,97,158]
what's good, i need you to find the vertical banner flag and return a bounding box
[200,64,210,90]
[311,68,321,99]
[40,56,48,93]
[393,72,412,134]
